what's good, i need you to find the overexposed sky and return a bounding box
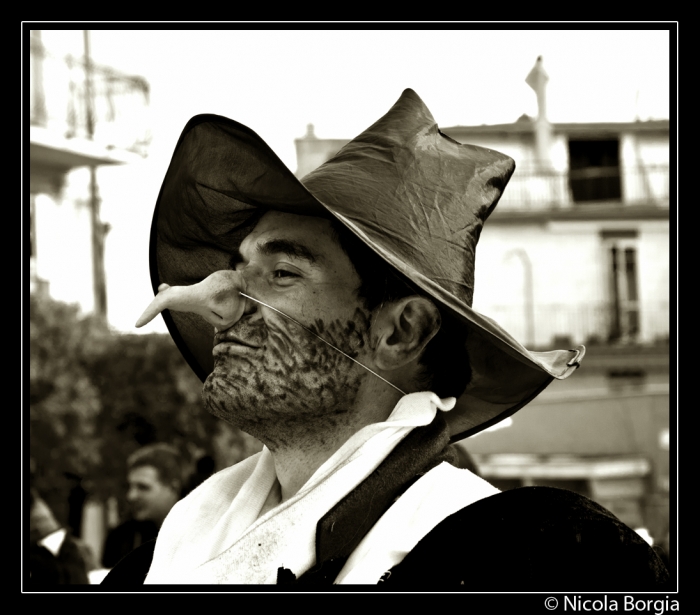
[44,29,672,168]
[30,27,672,333]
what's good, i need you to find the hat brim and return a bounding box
[151,114,584,442]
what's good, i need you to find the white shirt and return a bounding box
[145,392,498,584]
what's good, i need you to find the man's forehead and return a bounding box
[239,211,340,262]
[128,465,161,485]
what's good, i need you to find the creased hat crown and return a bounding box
[302,89,515,307]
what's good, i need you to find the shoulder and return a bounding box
[382,486,670,591]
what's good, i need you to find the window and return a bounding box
[601,231,640,342]
[568,138,621,203]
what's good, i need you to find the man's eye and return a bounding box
[273,270,298,279]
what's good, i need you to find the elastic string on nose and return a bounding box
[239,292,407,396]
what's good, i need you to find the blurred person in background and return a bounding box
[28,488,92,587]
[181,454,216,498]
[654,528,671,571]
[102,89,669,589]
[101,443,184,569]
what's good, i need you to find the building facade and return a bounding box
[29,29,150,320]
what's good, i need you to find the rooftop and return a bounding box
[443,118,670,137]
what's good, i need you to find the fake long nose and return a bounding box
[135,270,247,330]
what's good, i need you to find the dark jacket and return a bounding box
[28,533,91,589]
[102,519,159,569]
[102,415,670,590]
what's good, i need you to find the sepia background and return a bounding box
[26,27,672,581]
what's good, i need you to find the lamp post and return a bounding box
[504,248,535,347]
[83,29,108,322]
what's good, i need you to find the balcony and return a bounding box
[479,301,669,349]
[495,165,670,213]
[29,34,150,161]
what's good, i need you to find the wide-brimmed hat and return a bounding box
[150,88,584,442]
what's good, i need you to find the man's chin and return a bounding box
[202,375,251,423]
[203,368,249,399]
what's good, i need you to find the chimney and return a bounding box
[525,56,553,172]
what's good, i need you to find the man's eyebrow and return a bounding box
[256,239,322,265]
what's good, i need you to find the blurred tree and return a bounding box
[86,330,262,506]
[29,294,106,526]
[29,293,262,527]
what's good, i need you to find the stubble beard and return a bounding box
[202,307,375,450]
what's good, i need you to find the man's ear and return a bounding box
[372,296,441,371]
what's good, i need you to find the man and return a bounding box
[103,89,668,588]
[101,443,183,569]
[28,488,92,587]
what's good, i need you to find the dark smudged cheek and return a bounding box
[204,311,374,401]
[260,306,373,359]
[307,310,373,357]
[264,319,345,368]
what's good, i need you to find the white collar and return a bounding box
[38,528,67,556]
[145,392,456,584]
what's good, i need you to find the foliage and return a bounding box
[28,293,261,524]
[29,294,106,518]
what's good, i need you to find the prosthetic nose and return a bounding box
[135,270,247,330]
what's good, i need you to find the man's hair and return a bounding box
[127,443,184,488]
[329,219,472,398]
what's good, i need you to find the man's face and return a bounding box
[29,497,59,543]
[202,210,374,448]
[126,465,179,525]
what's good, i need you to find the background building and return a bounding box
[293,59,670,546]
[29,29,150,321]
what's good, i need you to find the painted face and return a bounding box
[126,465,179,525]
[202,210,374,448]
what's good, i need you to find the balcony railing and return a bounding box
[497,165,670,211]
[475,302,669,349]
[30,36,150,157]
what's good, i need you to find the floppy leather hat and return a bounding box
[150,88,585,442]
